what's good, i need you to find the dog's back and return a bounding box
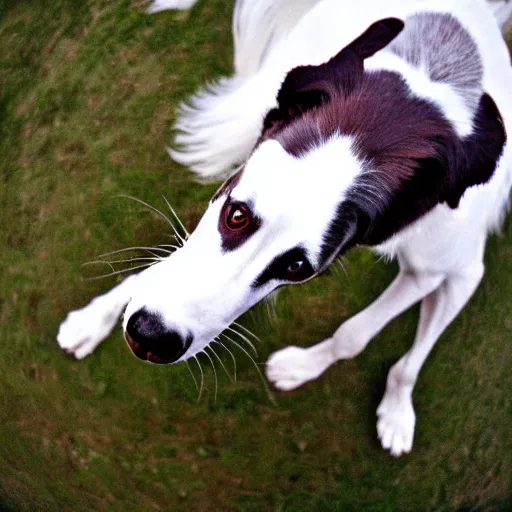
[170,0,512,283]
[170,0,512,195]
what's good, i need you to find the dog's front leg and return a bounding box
[57,275,138,360]
[377,265,484,457]
[266,270,444,391]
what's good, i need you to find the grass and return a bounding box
[0,1,511,510]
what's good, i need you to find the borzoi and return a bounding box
[58,0,512,456]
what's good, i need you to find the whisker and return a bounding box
[208,343,233,383]
[267,299,278,323]
[116,194,173,223]
[232,322,262,344]
[226,327,258,356]
[83,258,116,275]
[115,195,184,245]
[223,335,276,406]
[262,290,279,324]
[97,257,162,265]
[163,233,185,248]
[193,355,204,403]
[374,253,389,265]
[214,339,237,381]
[335,258,349,280]
[203,348,218,401]
[82,262,157,281]
[98,246,174,258]
[160,195,187,245]
[162,195,190,238]
[218,334,241,382]
[185,360,199,392]
[145,249,168,259]
[166,225,186,247]
[157,244,181,252]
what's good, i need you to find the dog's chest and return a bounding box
[373,202,485,272]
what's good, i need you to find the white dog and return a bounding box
[58,0,512,456]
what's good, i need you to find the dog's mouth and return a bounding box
[124,331,192,365]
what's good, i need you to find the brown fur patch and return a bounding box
[257,16,505,265]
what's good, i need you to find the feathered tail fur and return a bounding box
[153,0,512,180]
[168,0,322,180]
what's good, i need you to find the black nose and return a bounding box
[125,308,193,364]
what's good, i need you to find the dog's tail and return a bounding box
[169,0,321,180]
[168,75,278,180]
[487,0,512,30]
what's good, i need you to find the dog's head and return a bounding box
[123,18,506,364]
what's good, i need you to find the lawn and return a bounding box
[0,1,511,510]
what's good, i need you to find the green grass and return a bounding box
[1,1,511,510]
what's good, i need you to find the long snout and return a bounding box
[120,205,274,364]
[124,307,193,364]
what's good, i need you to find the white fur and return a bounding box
[57,275,139,359]
[169,0,512,179]
[124,137,365,358]
[231,137,363,263]
[232,0,322,77]
[146,0,198,13]
[168,75,277,180]
[487,0,512,28]
[58,0,512,456]
[169,0,322,179]
[365,52,474,137]
[147,0,512,29]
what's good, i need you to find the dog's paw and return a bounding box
[146,0,197,13]
[57,302,119,360]
[266,345,332,391]
[376,388,415,457]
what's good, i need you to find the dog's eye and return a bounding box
[225,203,251,230]
[219,201,261,251]
[285,258,314,282]
[287,260,304,274]
[253,247,315,287]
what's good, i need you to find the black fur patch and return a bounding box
[253,247,314,287]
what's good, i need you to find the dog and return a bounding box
[57,0,512,456]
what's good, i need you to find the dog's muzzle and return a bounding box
[124,308,193,364]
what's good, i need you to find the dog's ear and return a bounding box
[345,17,405,60]
[263,18,404,134]
[443,93,506,208]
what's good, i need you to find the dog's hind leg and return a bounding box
[57,275,139,360]
[377,264,484,456]
[266,269,445,392]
